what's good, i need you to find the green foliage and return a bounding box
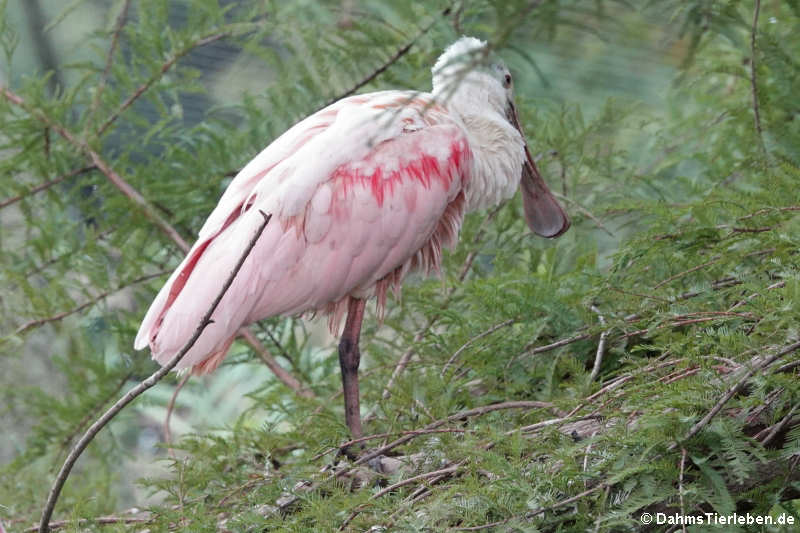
[1,0,799,531]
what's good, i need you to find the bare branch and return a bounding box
[760,402,800,447]
[37,212,272,533]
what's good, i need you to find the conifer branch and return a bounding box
[440,318,515,377]
[14,270,170,335]
[96,29,235,136]
[163,372,190,458]
[37,212,272,533]
[0,85,313,396]
[380,205,503,400]
[0,165,94,209]
[84,0,131,131]
[678,340,800,447]
[0,85,191,252]
[322,4,453,110]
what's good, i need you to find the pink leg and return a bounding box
[339,298,366,438]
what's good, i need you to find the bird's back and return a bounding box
[135,91,474,372]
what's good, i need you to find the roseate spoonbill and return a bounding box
[135,37,569,438]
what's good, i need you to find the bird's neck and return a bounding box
[453,109,526,212]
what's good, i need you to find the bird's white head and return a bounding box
[431,36,570,238]
[431,37,512,118]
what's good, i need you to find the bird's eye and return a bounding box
[504,73,512,88]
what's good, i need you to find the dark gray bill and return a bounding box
[507,101,570,238]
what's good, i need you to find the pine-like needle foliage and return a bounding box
[1,0,799,531]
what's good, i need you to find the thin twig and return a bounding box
[749,0,766,154]
[14,270,170,335]
[239,328,315,398]
[441,318,515,377]
[339,464,462,530]
[57,372,132,456]
[760,402,800,447]
[37,212,272,533]
[0,166,95,209]
[452,484,605,531]
[738,206,800,220]
[84,0,131,131]
[164,373,190,458]
[97,30,234,136]
[589,305,608,382]
[653,256,721,290]
[336,401,550,480]
[553,192,614,237]
[519,333,592,360]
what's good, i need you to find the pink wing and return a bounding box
[135,91,472,372]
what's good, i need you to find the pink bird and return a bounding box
[135,37,569,438]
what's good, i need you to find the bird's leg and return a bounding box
[339,298,367,440]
